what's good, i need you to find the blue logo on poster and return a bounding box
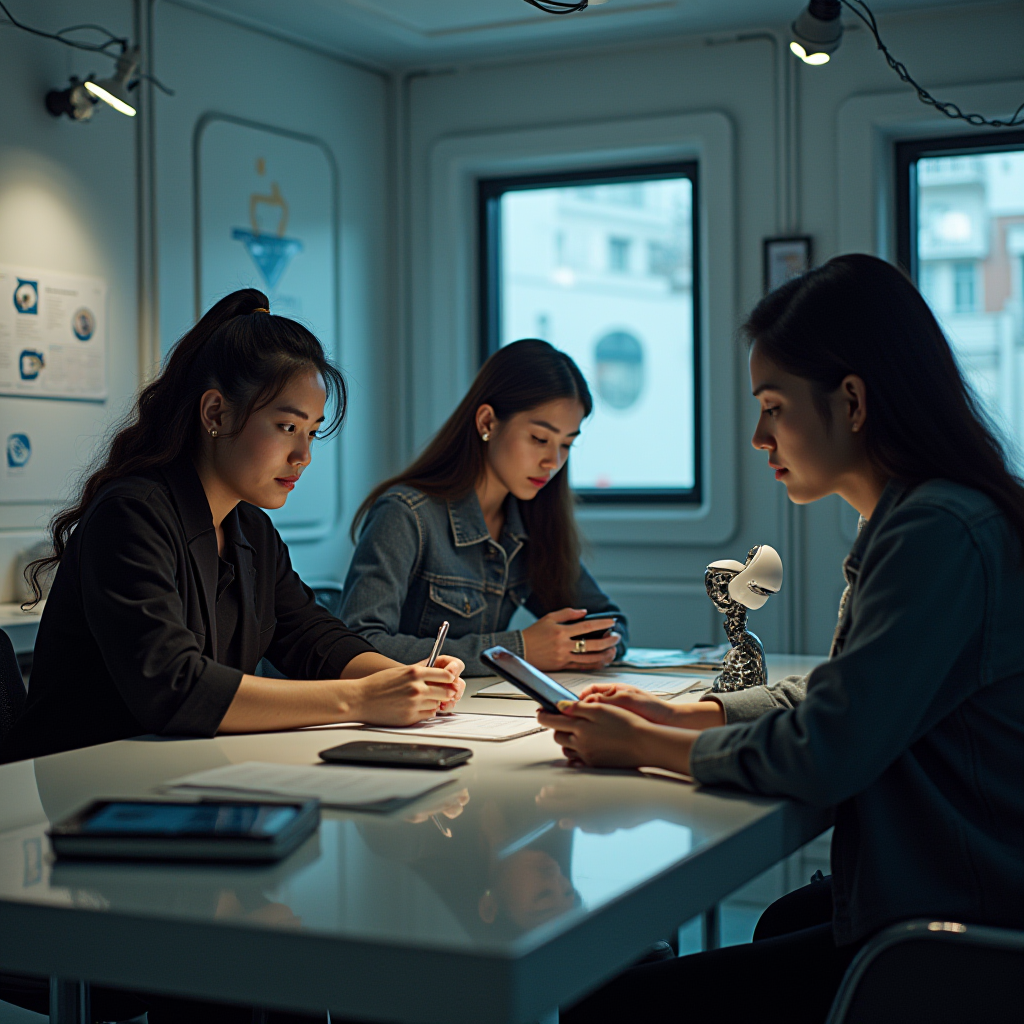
[19,350,45,380]
[7,433,31,468]
[14,279,38,314]
[232,230,303,289]
[72,306,96,340]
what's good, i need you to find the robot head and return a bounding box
[705,544,783,612]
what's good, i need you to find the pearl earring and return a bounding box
[481,432,490,442]
[209,429,218,438]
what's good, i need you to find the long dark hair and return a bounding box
[353,339,593,610]
[744,253,1024,553]
[25,288,346,604]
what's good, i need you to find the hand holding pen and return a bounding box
[425,620,458,715]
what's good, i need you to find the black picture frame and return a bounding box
[763,236,813,295]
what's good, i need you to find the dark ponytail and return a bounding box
[25,288,346,605]
[744,254,1024,555]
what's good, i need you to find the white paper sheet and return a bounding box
[164,761,453,810]
[474,671,709,700]
[364,713,542,741]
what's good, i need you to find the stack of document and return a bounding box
[616,644,732,671]
[164,762,454,811]
[475,670,708,700]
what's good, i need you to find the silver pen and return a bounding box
[426,620,454,716]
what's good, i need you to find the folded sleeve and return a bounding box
[689,504,986,806]
[263,529,377,679]
[79,495,243,737]
[712,675,809,724]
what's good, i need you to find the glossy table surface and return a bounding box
[0,656,827,1023]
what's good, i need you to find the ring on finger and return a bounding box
[573,639,587,654]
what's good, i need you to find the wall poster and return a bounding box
[0,265,107,400]
[196,115,339,542]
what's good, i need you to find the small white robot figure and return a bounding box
[705,544,784,692]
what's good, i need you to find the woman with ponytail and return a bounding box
[1,289,463,765]
[340,339,627,677]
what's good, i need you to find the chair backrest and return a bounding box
[0,628,27,748]
[826,919,1024,1024]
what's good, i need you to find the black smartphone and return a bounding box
[319,741,472,770]
[48,799,319,863]
[570,610,624,641]
[480,646,579,713]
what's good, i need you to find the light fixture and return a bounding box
[521,1,606,14]
[83,46,139,117]
[790,0,843,65]
[45,45,139,121]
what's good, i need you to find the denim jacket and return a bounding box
[691,479,1024,945]
[339,485,627,675]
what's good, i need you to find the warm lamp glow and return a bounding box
[789,40,831,65]
[84,80,137,116]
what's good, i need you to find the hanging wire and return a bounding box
[522,1,590,14]
[0,1,174,96]
[841,0,1023,127]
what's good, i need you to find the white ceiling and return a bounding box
[172,0,995,71]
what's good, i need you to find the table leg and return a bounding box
[49,978,90,1024]
[702,904,720,950]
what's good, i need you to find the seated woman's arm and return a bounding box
[339,494,526,675]
[544,502,986,803]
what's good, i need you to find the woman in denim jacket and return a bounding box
[340,340,627,676]
[544,255,1024,1024]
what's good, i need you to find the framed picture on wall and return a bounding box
[763,236,812,294]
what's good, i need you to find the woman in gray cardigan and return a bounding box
[545,255,1024,1024]
[340,340,627,676]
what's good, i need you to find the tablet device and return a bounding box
[319,741,472,770]
[480,646,579,713]
[48,799,319,863]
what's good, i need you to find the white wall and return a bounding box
[151,0,390,585]
[0,0,390,602]
[0,0,139,602]
[401,0,1024,654]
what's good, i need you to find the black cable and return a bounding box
[0,2,175,98]
[522,1,590,14]
[0,1,128,53]
[840,0,1023,127]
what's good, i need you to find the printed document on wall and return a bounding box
[0,265,107,400]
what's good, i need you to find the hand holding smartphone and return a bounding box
[480,646,579,713]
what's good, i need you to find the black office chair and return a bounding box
[0,627,26,749]
[826,918,1024,1024]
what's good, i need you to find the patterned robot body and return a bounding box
[704,544,783,692]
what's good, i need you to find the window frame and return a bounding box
[894,129,1024,280]
[477,161,702,505]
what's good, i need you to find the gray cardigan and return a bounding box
[691,479,1024,945]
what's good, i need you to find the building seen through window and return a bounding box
[910,144,1024,471]
[482,168,698,499]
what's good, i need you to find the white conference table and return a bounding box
[0,656,828,1024]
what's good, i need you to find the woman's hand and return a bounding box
[576,683,678,725]
[522,608,621,672]
[537,699,699,775]
[416,654,466,712]
[348,664,462,726]
[577,684,727,731]
[537,700,654,769]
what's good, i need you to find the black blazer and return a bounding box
[2,460,375,763]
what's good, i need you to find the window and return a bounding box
[478,163,700,503]
[897,132,1024,472]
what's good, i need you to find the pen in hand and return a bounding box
[426,620,453,716]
